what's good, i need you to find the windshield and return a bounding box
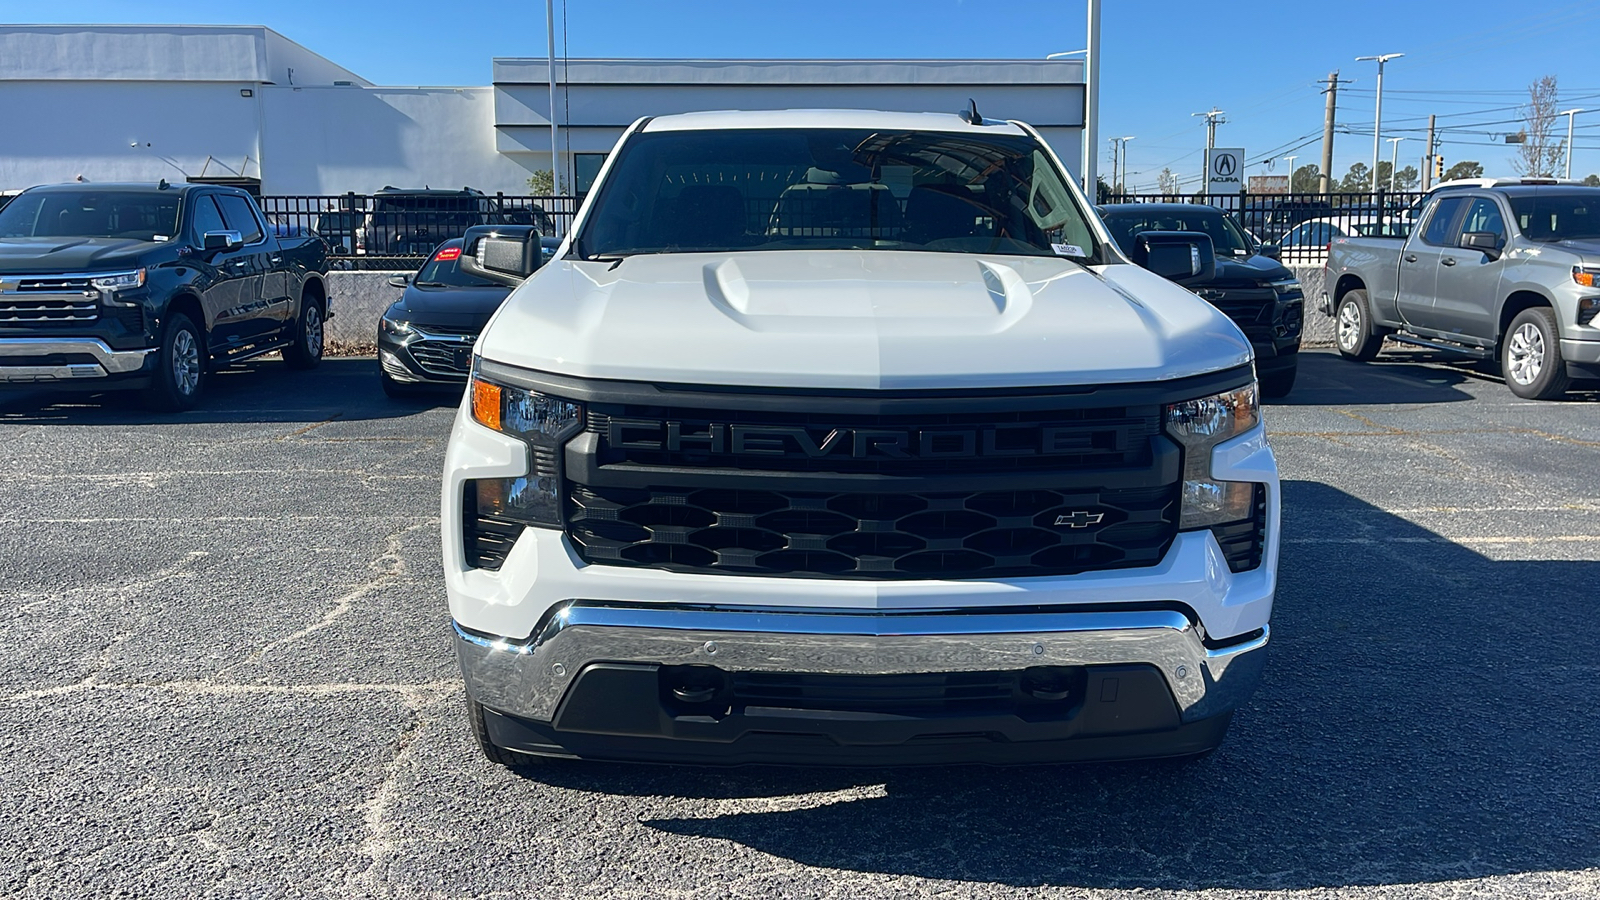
[1509,192,1600,241]
[1100,208,1253,257]
[415,244,498,287]
[0,190,181,240]
[576,128,1101,262]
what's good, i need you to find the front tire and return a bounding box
[1335,290,1383,361]
[283,292,325,370]
[1502,307,1570,400]
[142,312,206,411]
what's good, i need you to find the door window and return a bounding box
[1460,197,1506,244]
[216,194,264,244]
[1420,197,1467,246]
[191,196,226,239]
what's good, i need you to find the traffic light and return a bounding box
[1435,156,1445,180]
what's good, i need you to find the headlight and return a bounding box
[467,371,583,528]
[1164,382,1259,529]
[90,269,146,291]
[1573,266,1600,287]
[1268,278,1301,296]
[379,314,412,337]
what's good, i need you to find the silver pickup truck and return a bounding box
[1321,178,1600,399]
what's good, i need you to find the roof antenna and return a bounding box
[959,99,982,125]
[158,178,169,190]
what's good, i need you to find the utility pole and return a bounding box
[1320,71,1341,194]
[546,0,561,194]
[1082,0,1102,195]
[1561,109,1585,179]
[1356,53,1405,192]
[1423,114,1436,191]
[1107,135,1135,196]
[1193,107,1226,194]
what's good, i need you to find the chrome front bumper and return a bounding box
[0,337,154,383]
[455,601,1269,724]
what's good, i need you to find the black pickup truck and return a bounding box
[0,182,330,409]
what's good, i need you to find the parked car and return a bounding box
[355,187,555,257]
[443,109,1279,770]
[1102,202,1303,397]
[1279,215,1407,265]
[0,181,330,409]
[1323,180,1600,399]
[377,238,513,397]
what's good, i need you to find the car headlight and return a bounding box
[90,269,146,291]
[1268,278,1302,296]
[1164,382,1260,529]
[1572,266,1600,287]
[467,370,583,528]
[379,313,412,337]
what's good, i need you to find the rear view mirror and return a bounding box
[1460,231,1501,259]
[203,230,243,253]
[387,273,412,288]
[1258,243,1281,261]
[1130,231,1216,285]
[459,224,541,287]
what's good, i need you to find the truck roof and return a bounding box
[20,181,233,195]
[640,108,1031,136]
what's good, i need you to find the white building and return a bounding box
[0,24,1087,196]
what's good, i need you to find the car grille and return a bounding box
[720,668,1084,715]
[1211,484,1268,573]
[567,483,1179,579]
[408,340,471,377]
[0,276,98,324]
[1197,287,1277,341]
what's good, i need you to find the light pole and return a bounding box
[1120,135,1135,195]
[1386,137,1404,190]
[1356,53,1404,193]
[1045,48,1092,191]
[1282,155,1298,192]
[1107,136,1134,196]
[1561,108,1584,179]
[546,0,561,194]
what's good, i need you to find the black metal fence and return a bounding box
[1104,190,1428,266]
[259,193,580,270]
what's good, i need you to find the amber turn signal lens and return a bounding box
[470,378,502,431]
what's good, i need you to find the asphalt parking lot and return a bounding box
[1,348,1597,899]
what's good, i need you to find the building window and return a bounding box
[575,154,606,194]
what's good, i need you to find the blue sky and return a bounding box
[30,0,1600,188]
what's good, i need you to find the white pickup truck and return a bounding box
[441,109,1279,768]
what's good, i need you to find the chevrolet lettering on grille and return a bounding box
[605,419,1123,460]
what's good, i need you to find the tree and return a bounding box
[1339,163,1371,193]
[1585,174,1600,187]
[1290,164,1322,192]
[1373,162,1421,192]
[1157,167,1179,196]
[1444,160,1485,181]
[1096,176,1114,203]
[1512,75,1565,178]
[526,170,555,195]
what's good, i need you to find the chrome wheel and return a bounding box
[171,329,201,396]
[1337,300,1362,351]
[303,304,324,358]
[1506,322,1545,385]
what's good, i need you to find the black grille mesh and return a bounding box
[1210,485,1268,573]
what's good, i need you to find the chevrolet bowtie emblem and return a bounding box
[1054,511,1105,528]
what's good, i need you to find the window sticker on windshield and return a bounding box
[1052,243,1087,257]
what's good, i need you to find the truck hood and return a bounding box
[0,236,164,272]
[1553,238,1600,258]
[1211,253,1292,284]
[477,250,1253,390]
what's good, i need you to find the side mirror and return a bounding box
[1460,231,1502,260]
[203,230,243,253]
[1258,243,1282,261]
[458,224,541,287]
[1130,231,1216,285]
[387,273,412,288]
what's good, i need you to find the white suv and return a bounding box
[442,109,1279,767]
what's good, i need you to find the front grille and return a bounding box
[409,340,471,377]
[0,279,98,324]
[567,483,1179,579]
[1210,485,1267,573]
[1199,288,1276,341]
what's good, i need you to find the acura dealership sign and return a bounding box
[1206,148,1245,195]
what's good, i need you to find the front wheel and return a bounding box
[1335,290,1383,361]
[1502,307,1570,400]
[142,313,206,411]
[283,294,324,370]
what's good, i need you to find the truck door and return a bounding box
[189,193,257,350]
[213,193,276,343]
[1395,195,1467,326]
[1430,195,1507,340]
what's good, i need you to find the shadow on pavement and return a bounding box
[531,480,1599,890]
[1277,347,1600,407]
[0,356,463,425]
